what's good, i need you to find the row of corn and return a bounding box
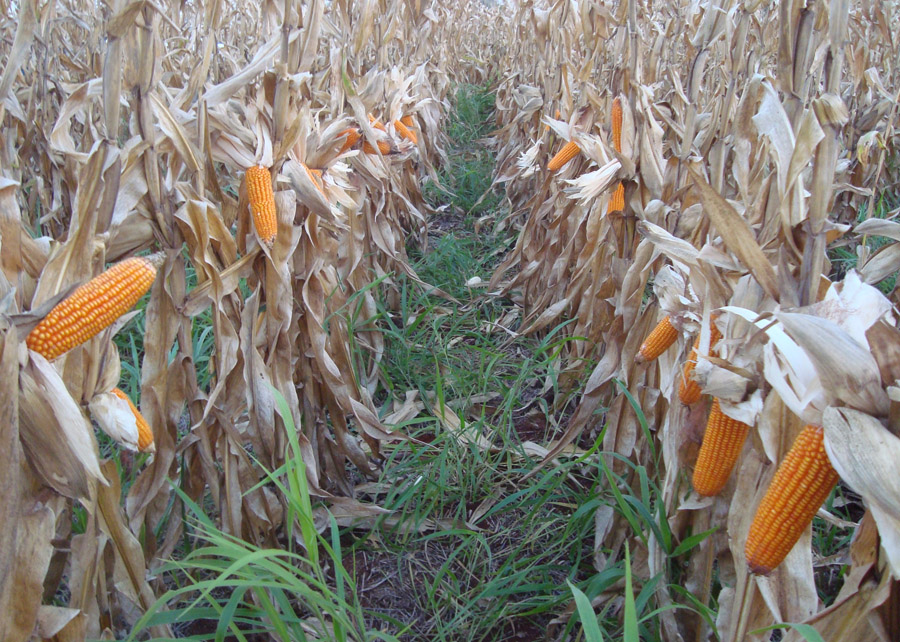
[2,0,487,635]
[500,79,864,574]
[482,0,899,636]
[21,109,425,453]
[490,0,887,582]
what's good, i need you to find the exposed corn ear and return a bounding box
[605,98,625,212]
[635,315,678,363]
[745,424,840,574]
[337,127,361,154]
[692,399,752,496]
[608,182,625,213]
[611,96,623,153]
[394,119,418,144]
[400,115,415,128]
[245,165,277,246]
[362,140,392,155]
[679,349,703,404]
[26,254,163,361]
[547,140,580,171]
[368,114,387,131]
[302,163,326,195]
[111,387,154,452]
[679,320,722,404]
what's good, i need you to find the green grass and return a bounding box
[424,83,503,218]
[128,391,400,642]
[446,83,496,147]
[329,83,717,641]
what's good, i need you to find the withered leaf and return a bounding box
[823,407,900,579]
[690,168,780,301]
[777,311,889,417]
[19,353,105,500]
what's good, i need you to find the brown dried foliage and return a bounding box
[488,0,900,640]
[0,0,490,636]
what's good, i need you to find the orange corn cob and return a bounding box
[337,127,361,154]
[692,399,752,496]
[547,140,580,171]
[635,315,678,363]
[400,115,415,128]
[394,119,418,144]
[605,97,625,212]
[608,182,625,213]
[745,424,840,574]
[111,387,154,452]
[611,96,623,153]
[302,163,326,195]
[245,165,277,246]
[26,254,163,361]
[679,321,722,404]
[362,140,392,155]
[368,114,387,131]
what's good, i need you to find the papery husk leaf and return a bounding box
[823,407,900,579]
[780,511,891,642]
[0,323,30,641]
[751,82,795,196]
[0,328,63,639]
[859,243,900,286]
[204,32,296,108]
[0,0,37,106]
[125,253,184,535]
[19,353,105,500]
[813,270,893,345]
[150,93,202,172]
[854,219,900,244]
[89,391,141,452]
[30,143,110,309]
[638,220,702,270]
[776,311,889,417]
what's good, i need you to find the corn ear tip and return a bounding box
[145,252,166,270]
[747,561,772,576]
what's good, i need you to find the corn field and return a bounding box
[1,0,899,639]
